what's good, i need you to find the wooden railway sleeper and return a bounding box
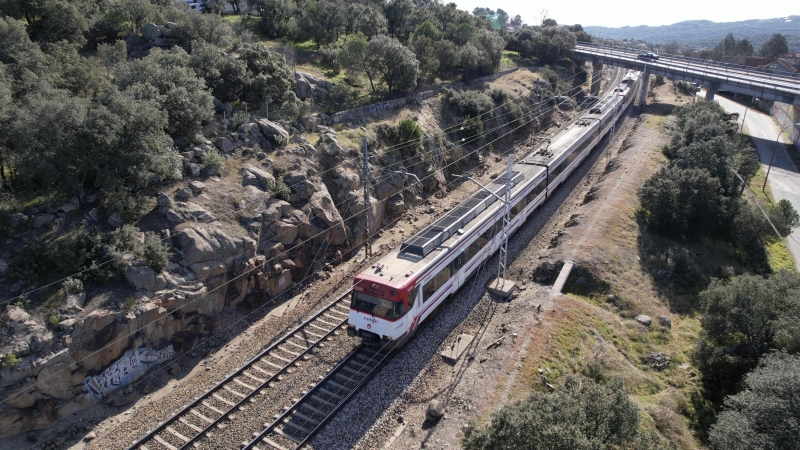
[260,437,288,450]
[271,427,301,443]
[166,427,190,443]
[316,386,343,401]
[153,435,178,450]
[291,410,320,426]
[178,418,202,433]
[277,345,301,357]
[283,420,313,437]
[233,378,257,391]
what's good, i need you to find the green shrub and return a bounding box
[489,88,508,104]
[201,150,226,172]
[104,190,152,224]
[443,89,494,119]
[141,232,171,272]
[709,352,800,450]
[1,353,20,368]
[767,199,800,236]
[462,376,669,450]
[62,277,84,294]
[694,271,800,393]
[123,297,136,309]
[10,227,140,285]
[460,115,483,141]
[273,179,291,201]
[272,134,288,147]
[502,101,523,128]
[231,110,250,128]
[396,119,423,156]
[48,315,59,326]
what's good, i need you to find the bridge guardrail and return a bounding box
[576,46,800,94]
[577,44,800,83]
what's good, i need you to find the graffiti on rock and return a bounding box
[84,345,174,398]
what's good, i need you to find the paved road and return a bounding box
[701,92,800,268]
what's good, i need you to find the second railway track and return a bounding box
[127,291,353,450]
[244,344,393,450]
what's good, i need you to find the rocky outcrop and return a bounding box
[177,227,240,265]
[307,186,348,246]
[242,164,276,190]
[256,119,290,141]
[294,72,332,101]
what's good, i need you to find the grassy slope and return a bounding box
[503,83,797,448]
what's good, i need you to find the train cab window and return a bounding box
[423,264,452,303]
[352,292,406,320]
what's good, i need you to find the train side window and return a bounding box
[465,235,482,261]
[423,264,452,303]
[510,198,526,219]
[526,180,545,204]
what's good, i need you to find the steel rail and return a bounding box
[127,290,353,450]
[244,344,393,450]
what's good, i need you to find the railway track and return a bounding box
[244,344,393,450]
[127,291,353,450]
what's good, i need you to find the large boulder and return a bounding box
[284,171,316,203]
[125,266,167,291]
[176,227,239,265]
[32,213,55,228]
[374,171,405,201]
[214,137,236,154]
[307,187,347,246]
[294,72,332,101]
[386,194,406,218]
[141,23,161,41]
[331,168,360,195]
[242,164,276,190]
[256,119,289,141]
[269,220,299,245]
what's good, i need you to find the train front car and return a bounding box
[347,264,415,349]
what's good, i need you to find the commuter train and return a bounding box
[347,70,641,348]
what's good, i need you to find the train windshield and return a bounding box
[351,292,407,320]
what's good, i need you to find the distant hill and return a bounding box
[585,16,800,51]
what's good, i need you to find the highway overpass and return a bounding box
[575,44,800,107]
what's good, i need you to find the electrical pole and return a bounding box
[454,157,517,298]
[362,138,373,258]
[497,154,513,288]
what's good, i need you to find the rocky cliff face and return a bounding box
[0,66,542,437]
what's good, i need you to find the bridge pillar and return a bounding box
[637,65,651,107]
[590,62,603,95]
[706,82,720,103]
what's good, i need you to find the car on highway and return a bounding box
[637,52,659,61]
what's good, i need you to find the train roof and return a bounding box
[358,70,640,289]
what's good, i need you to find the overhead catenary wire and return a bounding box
[2,82,587,411]
[0,66,597,307]
[19,78,625,448]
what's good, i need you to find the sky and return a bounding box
[451,0,799,28]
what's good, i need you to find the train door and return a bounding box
[451,252,466,291]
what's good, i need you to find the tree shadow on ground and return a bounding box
[634,213,769,315]
[645,102,676,117]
